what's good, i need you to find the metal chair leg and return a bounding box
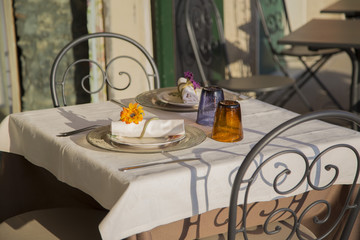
[276,54,343,110]
[277,56,327,108]
[299,56,343,109]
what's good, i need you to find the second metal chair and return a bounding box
[255,0,343,110]
[185,0,312,110]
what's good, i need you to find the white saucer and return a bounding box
[108,133,185,148]
[157,90,199,107]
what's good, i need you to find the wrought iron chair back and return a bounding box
[185,0,229,87]
[50,32,160,107]
[255,0,343,110]
[229,110,360,240]
[256,0,290,62]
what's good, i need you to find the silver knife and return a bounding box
[110,99,127,108]
[119,158,201,171]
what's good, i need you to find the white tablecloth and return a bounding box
[1,98,360,240]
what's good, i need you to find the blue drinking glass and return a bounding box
[196,86,224,126]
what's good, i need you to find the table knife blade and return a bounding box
[110,99,127,108]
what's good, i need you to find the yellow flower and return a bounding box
[120,103,144,124]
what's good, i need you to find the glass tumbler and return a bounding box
[196,86,224,126]
[212,100,243,142]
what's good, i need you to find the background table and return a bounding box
[321,0,360,18]
[1,97,360,239]
[278,19,360,112]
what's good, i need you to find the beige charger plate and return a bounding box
[87,125,206,153]
[135,87,244,112]
[135,87,198,112]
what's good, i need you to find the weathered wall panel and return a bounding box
[15,0,74,110]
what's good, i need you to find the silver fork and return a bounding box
[57,125,100,137]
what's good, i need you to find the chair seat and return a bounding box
[216,75,294,93]
[199,219,316,240]
[0,208,107,240]
[281,45,341,57]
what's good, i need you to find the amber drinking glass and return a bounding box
[196,86,224,126]
[212,100,243,142]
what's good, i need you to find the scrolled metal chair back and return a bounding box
[255,0,291,55]
[228,110,360,240]
[255,0,292,75]
[185,0,230,87]
[50,32,160,107]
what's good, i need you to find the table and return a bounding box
[1,96,360,239]
[321,0,360,19]
[278,18,360,112]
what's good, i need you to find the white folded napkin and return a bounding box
[111,119,185,138]
[177,77,199,104]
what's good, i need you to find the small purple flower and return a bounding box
[184,71,193,80]
[184,71,201,89]
[190,79,201,89]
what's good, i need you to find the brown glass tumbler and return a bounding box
[212,100,243,142]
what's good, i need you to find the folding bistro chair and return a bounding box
[256,0,343,110]
[185,0,312,110]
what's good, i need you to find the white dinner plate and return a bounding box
[108,133,186,148]
[157,89,200,107]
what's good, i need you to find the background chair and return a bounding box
[185,0,312,110]
[50,32,160,107]
[255,0,343,110]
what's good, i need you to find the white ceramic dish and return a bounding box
[108,133,186,148]
[157,89,199,107]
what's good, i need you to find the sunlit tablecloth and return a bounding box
[1,98,359,240]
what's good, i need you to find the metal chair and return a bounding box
[255,0,343,110]
[198,110,360,240]
[50,32,160,107]
[185,0,312,110]
[227,110,360,240]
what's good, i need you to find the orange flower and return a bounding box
[120,103,144,124]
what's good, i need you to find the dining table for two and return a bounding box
[1,87,360,239]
